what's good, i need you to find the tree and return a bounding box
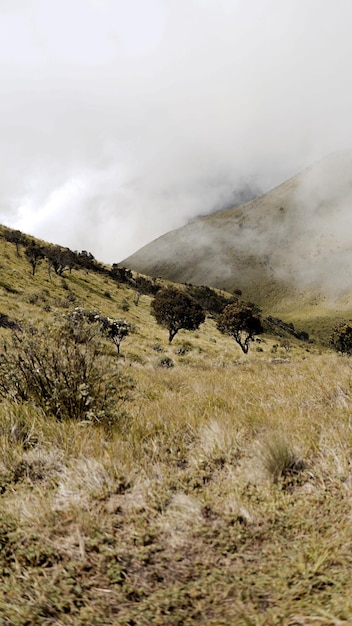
[110,264,133,284]
[24,244,44,276]
[4,229,26,256]
[217,301,263,353]
[76,250,96,273]
[68,308,132,355]
[44,246,76,276]
[330,322,352,354]
[100,317,131,355]
[151,287,205,343]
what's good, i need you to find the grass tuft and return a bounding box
[260,431,305,483]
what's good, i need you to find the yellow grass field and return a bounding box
[1,229,352,625]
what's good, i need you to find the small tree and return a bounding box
[45,246,76,276]
[3,228,26,256]
[101,318,131,355]
[68,308,131,355]
[217,301,263,353]
[151,287,205,343]
[330,322,352,354]
[25,244,44,276]
[76,250,96,273]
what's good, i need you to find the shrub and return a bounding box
[0,313,21,331]
[101,318,131,355]
[157,356,174,368]
[0,318,133,423]
[185,285,231,315]
[175,341,193,356]
[110,265,133,284]
[330,322,352,355]
[175,346,187,356]
[152,343,164,352]
[261,433,305,484]
[67,308,133,355]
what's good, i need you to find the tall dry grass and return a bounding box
[1,230,352,623]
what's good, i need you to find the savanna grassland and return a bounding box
[1,229,352,625]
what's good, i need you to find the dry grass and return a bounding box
[1,230,352,624]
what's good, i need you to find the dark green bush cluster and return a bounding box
[185,284,233,315]
[330,322,352,354]
[157,356,174,368]
[110,265,160,295]
[0,313,22,331]
[0,316,133,423]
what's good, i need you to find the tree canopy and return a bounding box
[151,287,205,343]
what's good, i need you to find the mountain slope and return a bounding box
[3,224,352,623]
[123,152,352,331]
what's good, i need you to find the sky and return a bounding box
[0,0,352,263]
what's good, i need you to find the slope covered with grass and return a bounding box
[123,152,352,336]
[0,226,352,625]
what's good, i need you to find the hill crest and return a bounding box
[123,152,352,330]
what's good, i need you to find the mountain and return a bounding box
[123,152,352,334]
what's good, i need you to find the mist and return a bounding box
[1,0,352,263]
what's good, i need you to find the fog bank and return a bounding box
[1,1,352,261]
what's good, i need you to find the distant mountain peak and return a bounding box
[123,153,352,322]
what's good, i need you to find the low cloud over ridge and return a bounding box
[1,0,352,261]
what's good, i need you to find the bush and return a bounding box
[152,343,164,353]
[330,322,352,354]
[261,433,305,484]
[157,356,174,368]
[0,317,133,424]
[0,313,21,331]
[185,285,232,315]
[68,308,132,355]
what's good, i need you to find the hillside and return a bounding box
[124,151,352,336]
[1,226,352,624]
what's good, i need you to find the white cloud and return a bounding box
[0,0,351,261]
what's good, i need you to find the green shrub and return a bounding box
[157,356,174,368]
[0,317,133,423]
[152,343,164,353]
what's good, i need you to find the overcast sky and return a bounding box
[0,0,351,262]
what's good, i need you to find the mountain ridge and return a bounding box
[123,152,352,333]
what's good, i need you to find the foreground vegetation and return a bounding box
[1,228,352,625]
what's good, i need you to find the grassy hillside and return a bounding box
[123,152,352,337]
[1,227,352,624]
